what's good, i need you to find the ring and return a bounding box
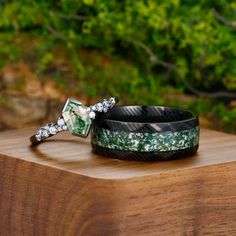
[91,105,199,161]
[30,97,119,145]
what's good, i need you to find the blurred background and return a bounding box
[0,0,236,133]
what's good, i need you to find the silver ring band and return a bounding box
[30,97,118,145]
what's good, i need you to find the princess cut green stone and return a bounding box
[62,98,92,137]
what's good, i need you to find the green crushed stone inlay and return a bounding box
[92,126,199,152]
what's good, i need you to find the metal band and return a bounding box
[91,105,199,161]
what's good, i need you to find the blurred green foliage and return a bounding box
[0,0,236,132]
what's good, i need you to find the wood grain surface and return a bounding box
[0,128,236,235]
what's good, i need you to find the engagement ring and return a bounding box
[30,97,118,145]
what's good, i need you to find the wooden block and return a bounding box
[0,128,236,235]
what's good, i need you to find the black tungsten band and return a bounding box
[91,106,200,161]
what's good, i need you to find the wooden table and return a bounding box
[0,128,236,235]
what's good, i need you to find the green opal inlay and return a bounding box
[92,126,200,152]
[62,98,91,137]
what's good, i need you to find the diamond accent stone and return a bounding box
[35,134,41,141]
[89,111,96,119]
[42,130,49,137]
[57,126,63,132]
[44,125,50,131]
[91,105,96,111]
[103,107,108,112]
[102,100,109,107]
[57,118,65,127]
[109,97,116,106]
[49,126,57,135]
[96,103,103,112]
[36,129,43,136]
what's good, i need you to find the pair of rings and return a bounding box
[30,97,200,161]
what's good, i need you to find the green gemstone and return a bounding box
[62,98,92,137]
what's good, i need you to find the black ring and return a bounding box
[91,106,200,161]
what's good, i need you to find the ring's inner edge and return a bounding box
[99,106,194,123]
